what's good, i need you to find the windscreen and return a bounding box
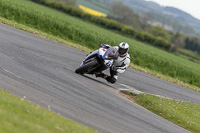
[104,47,118,59]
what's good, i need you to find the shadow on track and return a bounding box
[78,74,118,90]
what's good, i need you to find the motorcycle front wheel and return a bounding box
[75,59,98,74]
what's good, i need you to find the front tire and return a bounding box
[75,60,98,74]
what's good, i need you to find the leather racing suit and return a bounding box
[98,44,130,83]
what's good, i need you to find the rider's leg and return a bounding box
[105,68,118,83]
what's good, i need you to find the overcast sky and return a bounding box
[145,0,200,20]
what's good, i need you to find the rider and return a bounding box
[96,42,130,84]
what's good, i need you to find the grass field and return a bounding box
[0,89,97,133]
[1,0,200,90]
[120,91,200,133]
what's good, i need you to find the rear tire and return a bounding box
[75,60,98,74]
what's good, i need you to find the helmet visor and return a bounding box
[119,48,128,55]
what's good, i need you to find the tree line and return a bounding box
[107,1,200,55]
[31,0,200,55]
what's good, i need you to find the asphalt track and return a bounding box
[0,23,199,133]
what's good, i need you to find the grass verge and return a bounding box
[0,89,98,133]
[120,90,200,133]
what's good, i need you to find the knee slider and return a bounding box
[106,76,117,83]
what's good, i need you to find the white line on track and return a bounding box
[118,83,175,100]
[3,69,22,79]
[118,83,144,94]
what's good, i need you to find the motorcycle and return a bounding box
[75,45,118,77]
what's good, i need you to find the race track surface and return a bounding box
[0,23,198,133]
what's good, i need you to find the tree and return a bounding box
[171,32,186,48]
[184,36,200,54]
[108,1,142,30]
[146,25,171,42]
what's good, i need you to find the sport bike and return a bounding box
[75,47,118,75]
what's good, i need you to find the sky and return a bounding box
[145,0,200,20]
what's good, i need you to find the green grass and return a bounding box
[0,89,97,133]
[120,91,200,133]
[1,0,200,89]
[176,48,200,64]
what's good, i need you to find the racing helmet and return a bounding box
[118,42,129,56]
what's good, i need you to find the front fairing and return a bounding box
[98,47,118,67]
[100,47,118,60]
[80,47,118,68]
[103,59,114,67]
[80,50,98,66]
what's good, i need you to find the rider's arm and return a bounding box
[115,56,130,73]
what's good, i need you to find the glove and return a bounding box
[111,65,117,71]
